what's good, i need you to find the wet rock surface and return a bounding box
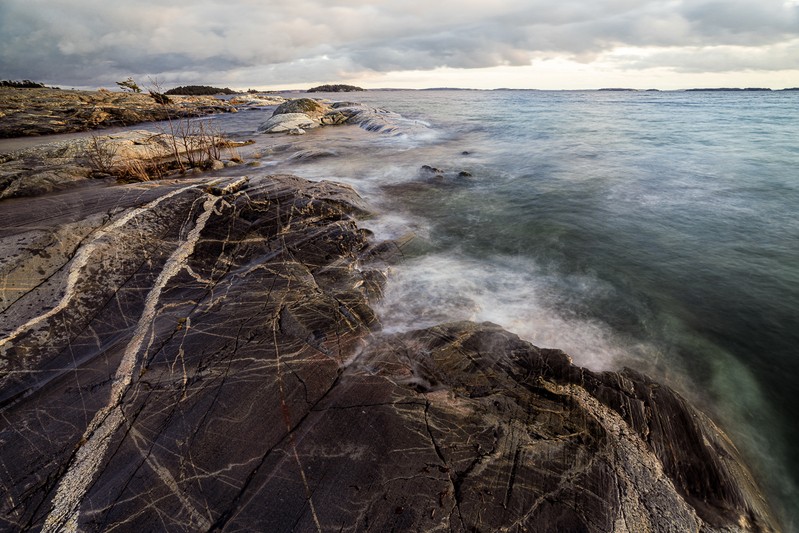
[0,169,779,531]
[0,87,237,138]
[258,99,416,135]
[0,173,387,531]
[351,322,778,532]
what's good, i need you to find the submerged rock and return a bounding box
[0,174,779,531]
[421,164,444,174]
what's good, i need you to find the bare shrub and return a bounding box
[87,78,238,182]
[85,133,167,182]
[86,135,118,176]
[148,78,226,172]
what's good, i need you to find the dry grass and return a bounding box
[86,78,245,182]
[86,134,166,181]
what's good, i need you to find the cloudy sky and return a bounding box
[2,0,799,90]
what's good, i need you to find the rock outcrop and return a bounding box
[258,98,333,134]
[0,88,237,138]
[258,99,419,135]
[0,171,779,531]
[228,94,287,106]
[0,174,387,531]
[0,131,246,199]
[352,322,777,532]
[331,101,408,133]
[257,112,321,133]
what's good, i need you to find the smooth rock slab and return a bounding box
[0,87,237,138]
[0,131,222,199]
[258,113,320,133]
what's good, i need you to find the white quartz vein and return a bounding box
[42,193,220,532]
[0,184,197,350]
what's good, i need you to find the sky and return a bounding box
[2,0,799,90]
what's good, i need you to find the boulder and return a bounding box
[258,112,319,133]
[272,97,330,119]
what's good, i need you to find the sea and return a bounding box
[12,88,799,528]
[226,89,799,529]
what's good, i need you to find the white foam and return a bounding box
[377,253,634,371]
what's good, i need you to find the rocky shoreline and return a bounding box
[0,91,782,531]
[0,87,240,138]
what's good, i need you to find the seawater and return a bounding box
[124,90,799,528]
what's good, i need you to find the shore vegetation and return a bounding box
[307,84,364,92]
[1,80,49,89]
[165,85,239,95]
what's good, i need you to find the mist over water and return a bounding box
[207,89,799,528]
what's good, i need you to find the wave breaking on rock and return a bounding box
[0,169,780,531]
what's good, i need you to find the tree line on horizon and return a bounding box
[1,80,49,89]
[307,84,364,92]
[164,85,238,96]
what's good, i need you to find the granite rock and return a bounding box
[228,95,287,106]
[0,173,387,531]
[344,322,778,532]
[0,173,779,531]
[0,88,237,138]
[272,98,330,119]
[334,102,411,134]
[258,113,320,133]
[0,131,230,199]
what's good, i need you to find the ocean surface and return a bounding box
[11,89,798,527]
[230,89,799,528]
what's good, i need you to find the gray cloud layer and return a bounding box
[1,0,798,87]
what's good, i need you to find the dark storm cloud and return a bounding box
[1,0,797,87]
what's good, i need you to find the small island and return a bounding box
[165,85,239,95]
[685,87,772,92]
[307,84,365,92]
